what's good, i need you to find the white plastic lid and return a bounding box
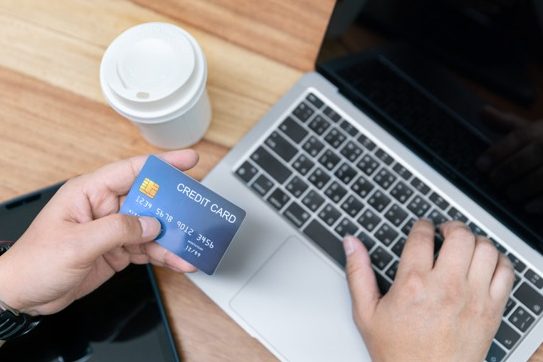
[100,22,207,123]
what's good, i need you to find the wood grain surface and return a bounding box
[0,0,541,361]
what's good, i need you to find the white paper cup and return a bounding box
[100,22,211,149]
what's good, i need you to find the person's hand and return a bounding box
[344,220,515,361]
[0,150,199,316]
[477,106,543,214]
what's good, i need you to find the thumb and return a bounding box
[76,214,161,259]
[343,235,380,324]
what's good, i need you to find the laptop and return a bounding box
[0,183,181,362]
[190,1,543,361]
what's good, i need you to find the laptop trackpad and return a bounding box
[230,236,368,362]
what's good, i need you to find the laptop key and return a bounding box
[265,131,298,162]
[357,134,376,151]
[340,141,363,162]
[384,204,409,227]
[375,272,392,294]
[303,136,325,157]
[506,253,526,273]
[302,189,325,212]
[335,162,357,184]
[427,209,447,225]
[390,181,414,204]
[335,217,359,238]
[357,231,377,251]
[468,222,487,237]
[514,273,521,288]
[392,237,406,257]
[266,188,290,210]
[410,177,430,195]
[374,222,398,246]
[306,93,323,109]
[324,181,347,203]
[401,217,416,236]
[285,176,308,198]
[509,306,535,332]
[525,269,543,289]
[357,209,381,232]
[324,128,347,148]
[368,190,391,212]
[375,148,394,165]
[504,299,516,316]
[235,160,258,183]
[283,201,310,228]
[495,322,520,350]
[340,119,359,137]
[374,168,397,190]
[386,260,399,281]
[303,219,345,267]
[292,154,315,176]
[447,207,468,223]
[429,192,449,210]
[514,282,543,315]
[251,147,292,183]
[292,101,314,122]
[370,246,393,270]
[323,106,341,123]
[319,203,342,226]
[407,196,431,217]
[308,167,331,189]
[486,342,506,362]
[340,194,363,216]
[279,116,308,143]
[490,238,507,254]
[308,115,331,135]
[357,154,379,176]
[251,174,274,196]
[319,149,341,170]
[392,163,412,180]
[351,175,375,198]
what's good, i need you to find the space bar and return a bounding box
[303,219,345,268]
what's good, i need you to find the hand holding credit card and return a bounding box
[120,155,246,274]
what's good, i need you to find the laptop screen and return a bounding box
[316,0,543,251]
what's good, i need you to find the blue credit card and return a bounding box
[120,155,246,275]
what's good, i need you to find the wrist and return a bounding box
[0,254,33,315]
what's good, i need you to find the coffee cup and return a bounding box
[100,22,211,149]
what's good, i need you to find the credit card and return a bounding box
[120,155,246,274]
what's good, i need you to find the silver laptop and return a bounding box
[190,1,543,361]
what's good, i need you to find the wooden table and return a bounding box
[0,1,541,361]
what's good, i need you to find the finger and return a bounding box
[143,242,197,273]
[435,221,476,277]
[343,235,380,326]
[506,166,543,202]
[396,219,435,276]
[76,215,161,259]
[480,106,529,132]
[477,127,533,173]
[88,149,199,196]
[488,143,543,188]
[467,236,500,290]
[490,253,515,302]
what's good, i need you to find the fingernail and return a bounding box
[139,217,161,239]
[476,156,492,172]
[343,235,357,256]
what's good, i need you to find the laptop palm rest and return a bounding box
[229,236,369,361]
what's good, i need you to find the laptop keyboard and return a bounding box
[233,92,543,362]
